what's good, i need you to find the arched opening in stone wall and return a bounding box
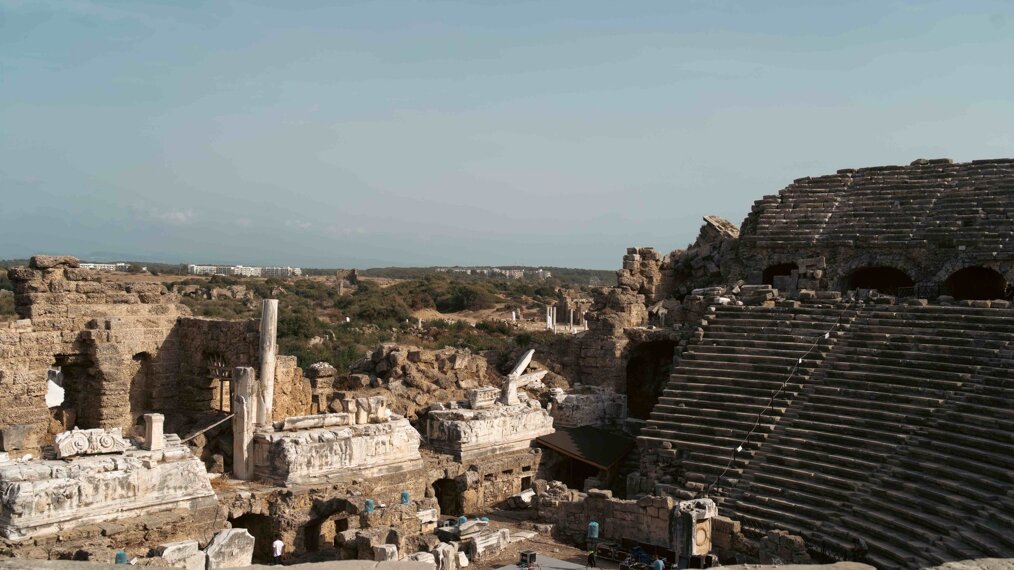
[229,513,274,563]
[844,266,914,295]
[50,354,99,430]
[625,341,676,420]
[129,352,155,430]
[303,499,356,554]
[762,263,796,286]
[945,266,1008,300]
[433,478,463,517]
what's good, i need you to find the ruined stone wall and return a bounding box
[536,487,673,549]
[427,448,541,514]
[175,317,259,417]
[1,257,189,451]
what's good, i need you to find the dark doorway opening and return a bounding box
[945,266,1008,300]
[540,448,601,489]
[304,499,356,554]
[762,263,796,286]
[844,266,914,295]
[51,354,98,430]
[433,478,462,516]
[229,513,274,563]
[520,476,532,491]
[625,341,676,420]
[129,352,155,431]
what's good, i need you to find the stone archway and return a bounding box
[945,266,1008,300]
[433,478,463,516]
[844,266,914,295]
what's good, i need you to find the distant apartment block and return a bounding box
[187,264,300,278]
[262,266,302,278]
[80,262,131,272]
[436,267,551,279]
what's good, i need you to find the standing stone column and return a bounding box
[232,367,256,480]
[257,299,278,426]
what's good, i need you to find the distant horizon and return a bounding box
[4,1,1013,269]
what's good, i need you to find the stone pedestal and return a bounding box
[143,413,165,451]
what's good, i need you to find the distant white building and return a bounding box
[188,264,299,277]
[80,262,132,272]
[263,266,302,278]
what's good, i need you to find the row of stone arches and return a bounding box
[762,263,1009,300]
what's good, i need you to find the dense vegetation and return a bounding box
[177,273,585,370]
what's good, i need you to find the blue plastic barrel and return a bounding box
[401,490,410,504]
[365,499,375,513]
[457,515,468,525]
[114,550,129,564]
[587,521,600,539]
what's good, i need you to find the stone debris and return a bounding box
[204,528,255,569]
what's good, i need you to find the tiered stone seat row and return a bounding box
[640,304,857,499]
[707,305,1014,568]
[741,159,1014,254]
[640,303,1014,568]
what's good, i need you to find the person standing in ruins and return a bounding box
[272,536,285,565]
[587,550,597,568]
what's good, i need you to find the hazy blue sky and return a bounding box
[2,1,1013,269]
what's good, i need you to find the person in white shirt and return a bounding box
[272,536,284,565]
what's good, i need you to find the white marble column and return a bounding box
[257,299,278,426]
[232,367,256,480]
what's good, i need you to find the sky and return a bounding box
[2,1,1013,269]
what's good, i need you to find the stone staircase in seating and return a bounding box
[639,302,859,501]
[714,304,1014,569]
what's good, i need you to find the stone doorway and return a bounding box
[625,340,676,420]
[433,478,463,516]
[229,513,274,563]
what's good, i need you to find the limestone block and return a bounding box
[0,443,215,540]
[374,544,399,561]
[143,414,164,451]
[433,541,458,570]
[54,428,131,458]
[408,551,437,569]
[156,540,204,570]
[466,387,498,409]
[425,401,554,460]
[205,528,255,569]
[254,417,423,485]
[457,551,470,567]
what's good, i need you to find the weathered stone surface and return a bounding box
[254,417,422,485]
[53,427,131,458]
[205,528,255,569]
[156,539,203,570]
[547,386,626,428]
[0,440,214,540]
[424,399,554,460]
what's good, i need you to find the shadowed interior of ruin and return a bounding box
[229,513,274,562]
[433,478,462,516]
[129,352,155,430]
[625,340,676,420]
[844,266,914,294]
[946,266,1008,300]
[51,354,97,430]
[762,263,796,286]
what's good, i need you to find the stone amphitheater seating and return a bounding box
[641,303,1014,569]
[742,159,1014,260]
